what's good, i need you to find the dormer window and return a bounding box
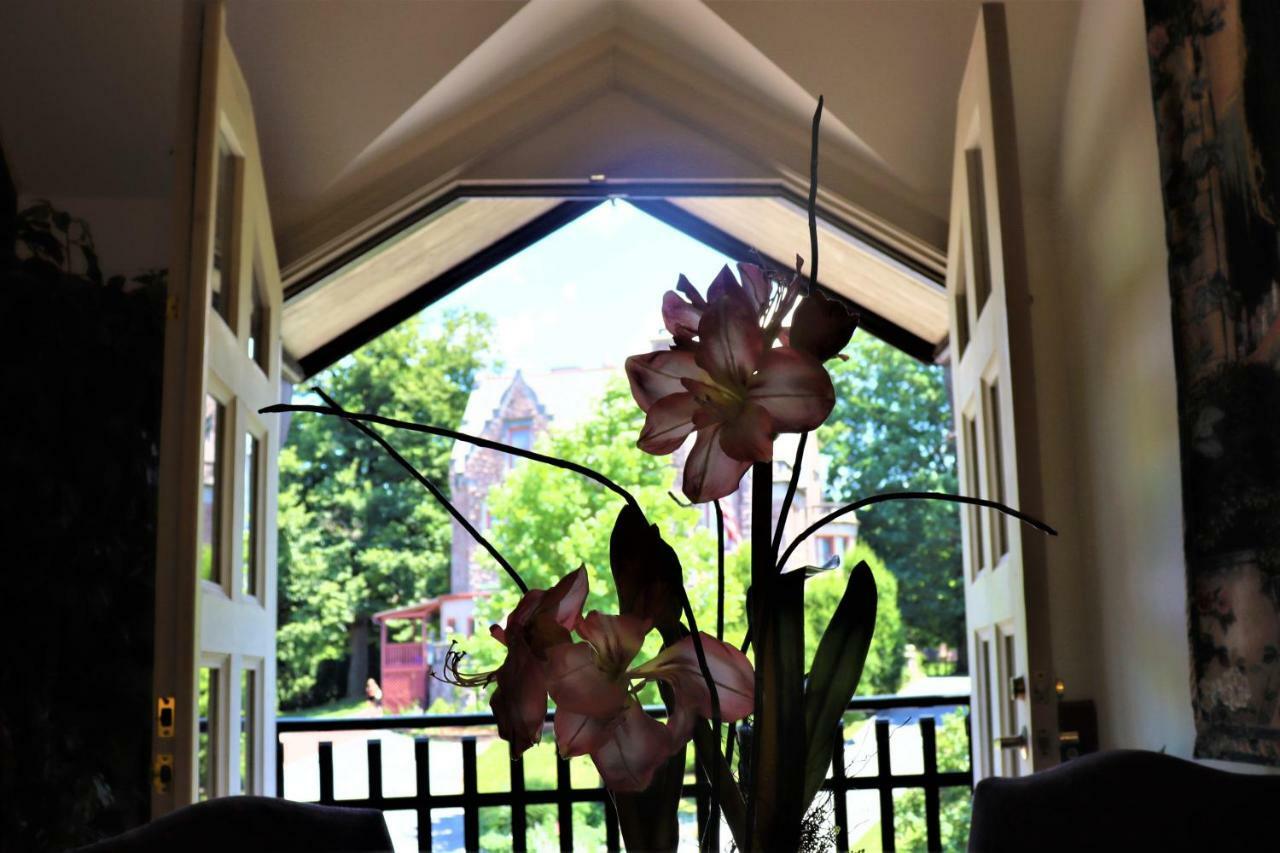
[502,418,534,470]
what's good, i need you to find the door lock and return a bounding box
[153,753,174,793]
[157,696,176,738]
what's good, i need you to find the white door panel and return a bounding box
[153,0,281,812]
[948,3,1056,780]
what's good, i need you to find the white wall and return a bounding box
[1046,0,1194,758]
[1013,0,1278,772]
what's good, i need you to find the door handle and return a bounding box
[995,726,1027,750]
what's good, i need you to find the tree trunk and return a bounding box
[346,620,370,699]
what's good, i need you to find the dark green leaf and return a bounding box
[609,503,683,635]
[801,560,877,807]
[750,570,806,850]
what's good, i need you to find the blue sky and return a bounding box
[423,201,732,373]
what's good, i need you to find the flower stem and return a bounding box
[310,388,528,594]
[807,95,824,294]
[714,499,725,642]
[260,402,640,509]
[771,431,808,566]
[777,490,1059,572]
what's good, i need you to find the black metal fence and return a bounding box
[276,692,970,852]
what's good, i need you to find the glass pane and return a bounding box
[963,414,984,575]
[212,141,238,324]
[242,432,258,596]
[248,262,268,370]
[199,666,220,801]
[200,395,225,582]
[240,668,256,794]
[953,239,969,357]
[966,147,992,317]
[986,380,1008,559]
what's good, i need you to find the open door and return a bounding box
[152,0,282,813]
[947,3,1056,780]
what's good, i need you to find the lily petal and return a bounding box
[637,392,699,456]
[695,284,763,387]
[589,701,675,793]
[747,347,835,432]
[737,262,772,312]
[718,399,775,463]
[675,273,706,309]
[662,290,703,341]
[630,633,755,723]
[542,566,589,632]
[545,642,630,717]
[682,423,752,503]
[554,708,617,758]
[625,351,709,412]
[575,611,651,672]
[490,638,549,756]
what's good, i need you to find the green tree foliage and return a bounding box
[276,311,495,708]
[895,710,972,851]
[804,542,906,695]
[818,333,963,652]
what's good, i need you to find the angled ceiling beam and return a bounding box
[295,199,602,378]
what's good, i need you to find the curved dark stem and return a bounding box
[777,491,1058,573]
[311,389,528,595]
[261,402,639,509]
[714,500,725,643]
[680,590,722,852]
[807,95,824,294]
[771,432,808,566]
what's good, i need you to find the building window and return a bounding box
[504,418,533,450]
[816,534,851,566]
[503,418,533,470]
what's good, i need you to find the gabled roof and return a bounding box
[452,366,617,473]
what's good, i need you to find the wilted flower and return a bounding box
[626,263,848,502]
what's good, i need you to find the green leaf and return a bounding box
[801,560,877,808]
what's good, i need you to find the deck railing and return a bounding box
[276,692,970,852]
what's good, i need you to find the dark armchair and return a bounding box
[968,749,1280,852]
[75,796,393,853]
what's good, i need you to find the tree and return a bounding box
[817,332,963,654]
[803,542,906,696]
[276,311,495,708]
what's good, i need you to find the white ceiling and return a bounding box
[1,0,1083,288]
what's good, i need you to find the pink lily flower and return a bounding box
[545,611,754,792]
[626,264,835,502]
[486,567,589,756]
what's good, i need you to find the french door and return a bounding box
[947,3,1056,780]
[152,0,282,812]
